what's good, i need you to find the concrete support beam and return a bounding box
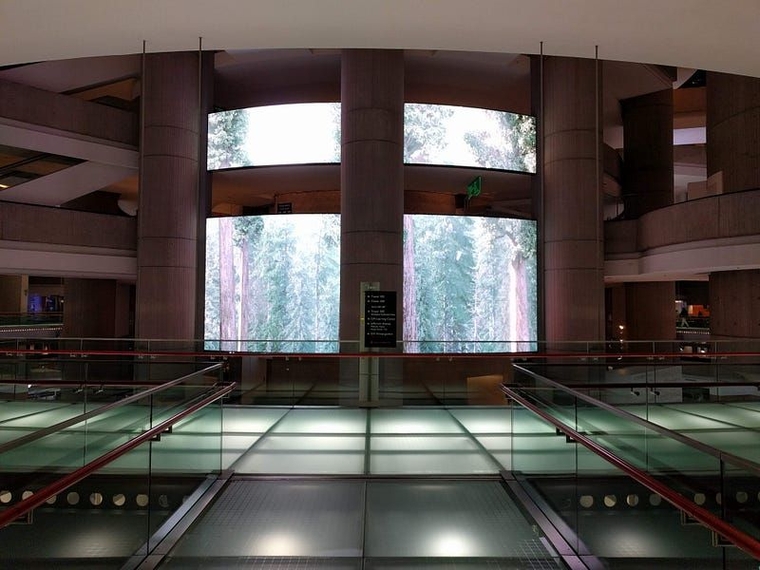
[0,78,137,146]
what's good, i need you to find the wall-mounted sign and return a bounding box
[277,202,293,214]
[364,290,397,348]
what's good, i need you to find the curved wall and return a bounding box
[605,189,760,281]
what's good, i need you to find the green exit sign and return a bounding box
[467,176,482,199]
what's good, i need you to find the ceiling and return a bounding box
[0,1,727,214]
[2,1,759,78]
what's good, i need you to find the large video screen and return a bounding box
[404,104,536,173]
[204,214,341,352]
[403,215,537,352]
[204,214,537,352]
[207,102,341,170]
[208,102,535,174]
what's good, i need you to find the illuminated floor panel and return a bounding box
[1,400,760,476]
[448,407,512,434]
[233,435,366,474]
[163,480,561,568]
[271,407,367,434]
[167,480,364,558]
[370,408,464,434]
[370,435,497,474]
[364,481,554,559]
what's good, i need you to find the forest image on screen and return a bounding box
[205,215,537,352]
[403,216,537,352]
[205,215,341,352]
[207,103,535,173]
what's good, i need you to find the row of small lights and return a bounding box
[0,489,171,508]
[580,490,758,509]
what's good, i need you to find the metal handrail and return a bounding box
[503,385,760,560]
[0,362,223,456]
[561,381,760,390]
[1,347,760,359]
[0,381,234,530]
[513,364,760,477]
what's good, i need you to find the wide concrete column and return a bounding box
[0,276,27,313]
[707,73,760,341]
[339,50,404,346]
[624,282,676,342]
[622,89,674,218]
[710,270,760,339]
[543,57,604,343]
[64,279,132,338]
[621,89,675,340]
[707,72,760,195]
[136,52,205,340]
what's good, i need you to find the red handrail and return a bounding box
[503,385,760,560]
[0,382,234,530]
[2,348,759,359]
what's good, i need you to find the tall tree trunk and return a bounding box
[513,254,529,350]
[219,220,237,351]
[403,216,418,349]
[239,239,250,351]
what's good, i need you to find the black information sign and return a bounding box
[277,202,293,214]
[364,290,397,348]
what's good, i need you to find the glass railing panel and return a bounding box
[144,394,223,555]
[529,475,732,569]
[513,365,760,553]
[510,403,579,476]
[722,462,760,547]
[0,367,227,567]
[0,410,221,567]
[0,363,223,504]
[0,429,152,567]
[0,379,91,479]
[221,353,515,407]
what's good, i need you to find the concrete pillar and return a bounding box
[136,52,208,340]
[707,72,760,194]
[605,284,626,340]
[0,275,28,313]
[543,57,604,343]
[622,89,674,218]
[339,50,404,346]
[710,270,760,340]
[64,279,131,337]
[618,90,676,342]
[707,73,760,341]
[624,282,676,342]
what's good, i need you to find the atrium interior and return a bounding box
[0,1,759,568]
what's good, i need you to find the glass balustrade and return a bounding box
[0,338,758,567]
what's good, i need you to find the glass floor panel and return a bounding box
[0,401,80,428]
[365,481,557,560]
[233,435,366,474]
[162,479,562,569]
[448,407,512,434]
[219,406,289,433]
[271,407,367,434]
[646,405,740,431]
[473,435,511,470]
[2,401,760,477]
[370,409,465,434]
[370,435,498,475]
[166,480,365,559]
